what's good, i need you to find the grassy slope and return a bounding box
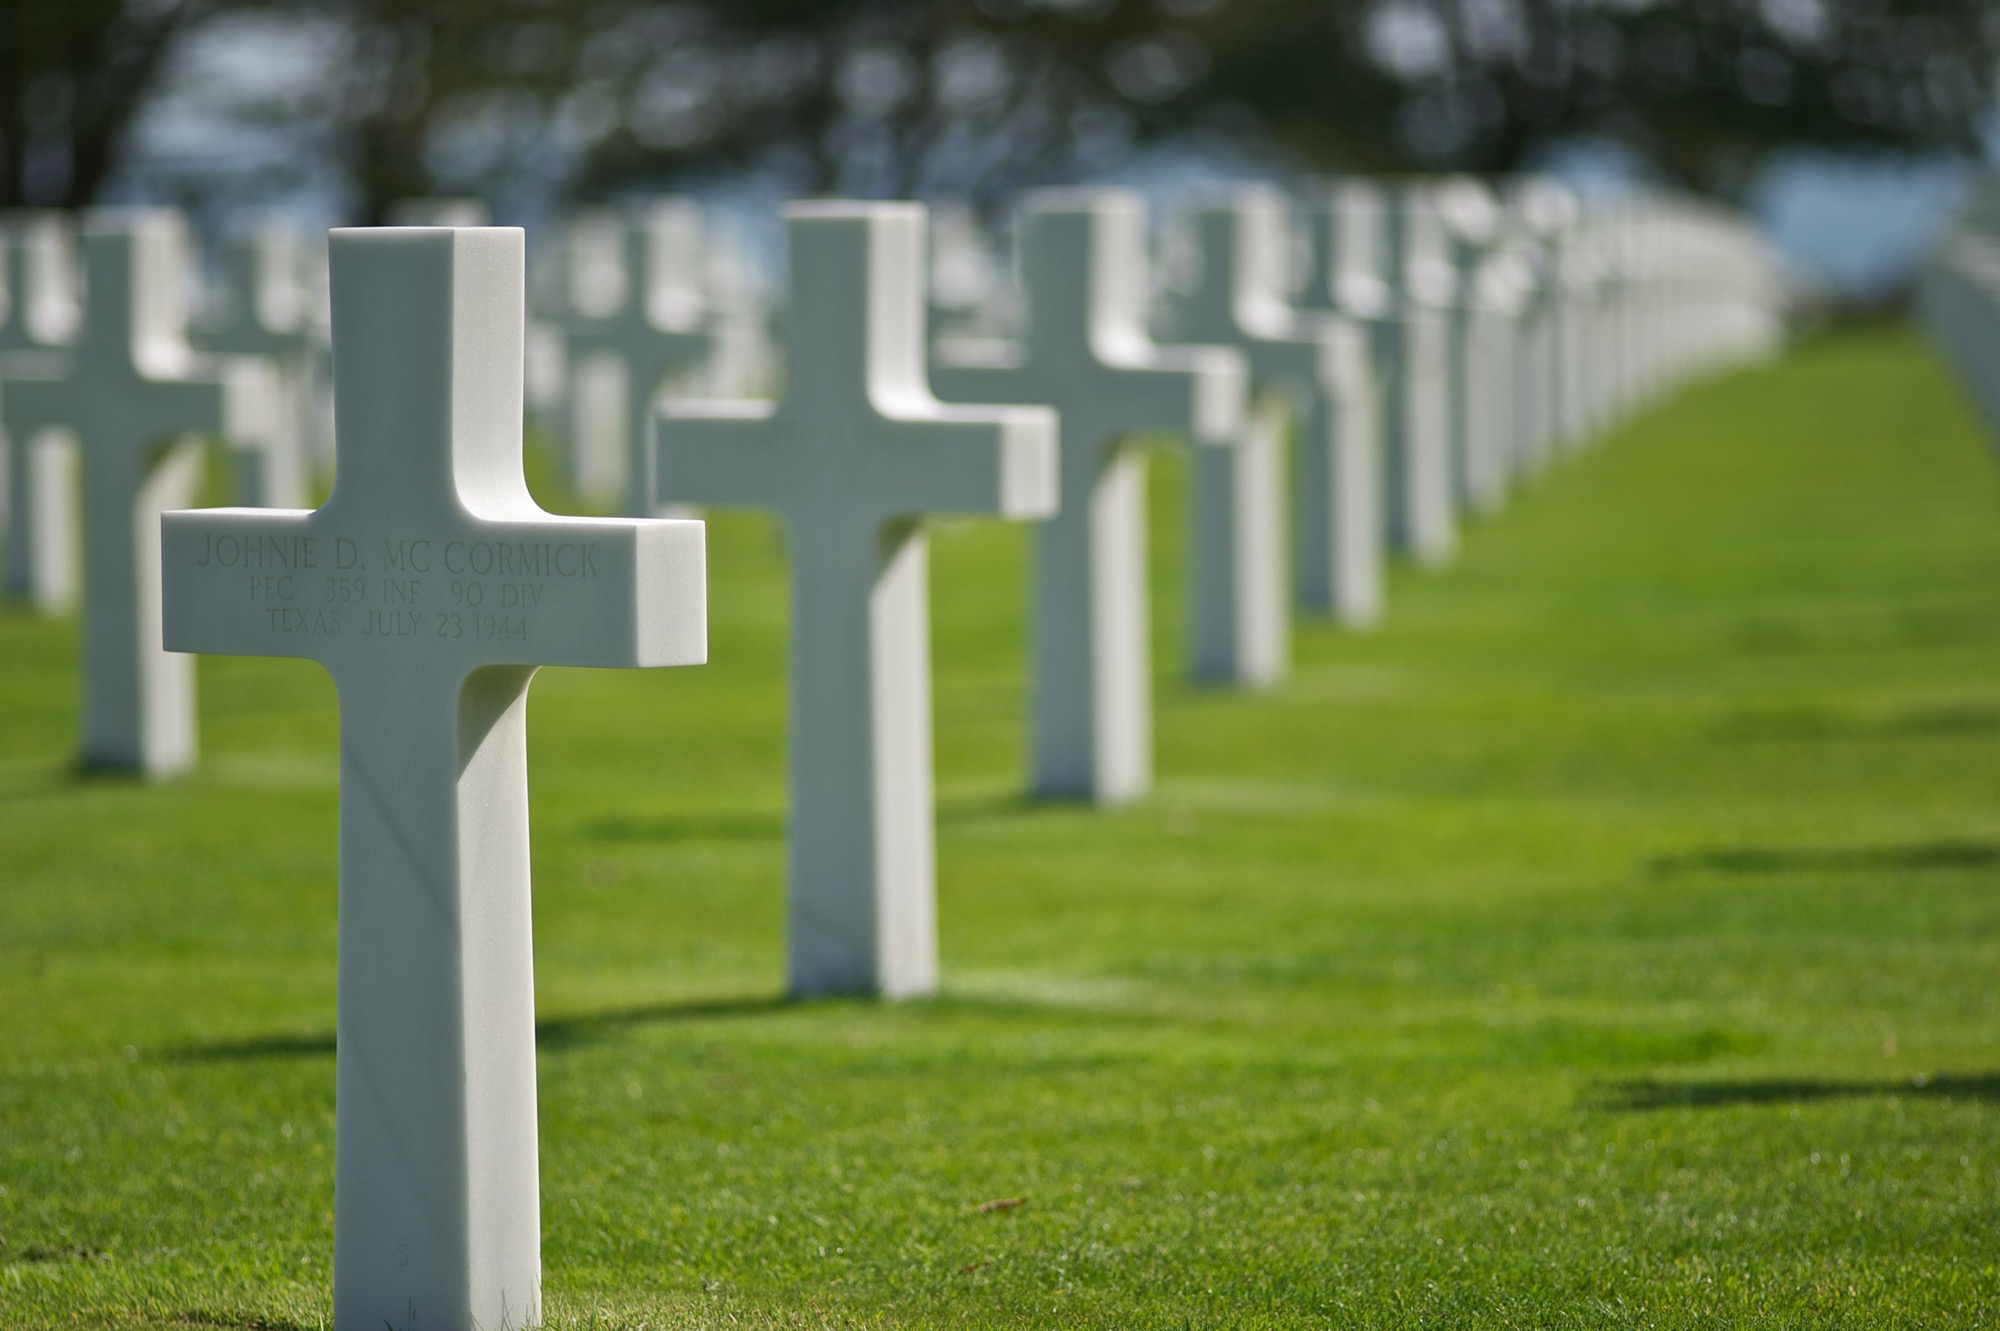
[4,326,2000,1328]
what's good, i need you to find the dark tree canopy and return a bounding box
[3,0,1995,217]
[0,0,214,209]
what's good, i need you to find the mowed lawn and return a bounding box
[4,325,2000,1329]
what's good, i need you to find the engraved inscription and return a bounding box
[194,534,320,570]
[267,607,341,634]
[363,609,422,637]
[182,530,601,645]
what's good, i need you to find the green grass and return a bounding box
[5,325,2000,1328]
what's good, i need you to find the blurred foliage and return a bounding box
[0,0,216,210]
[1,0,1996,216]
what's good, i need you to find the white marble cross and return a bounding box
[163,226,706,1330]
[701,228,777,400]
[1386,183,1459,567]
[566,203,711,513]
[932,189,1245,805]
[524,230,573,451]
[927,199,1016,343]
[1503,181,1577,478]
[3,209,274,774]
[1462,241,1536,510]
[657,202,1054,999]
[1163,186,1379,660]
[0,210,79,351]
[0,355,79,614]
[200,220,316,509]
[1293,182,1392,618]
[1434,177,1505,515]
[1,210,82,612]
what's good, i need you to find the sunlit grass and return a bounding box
[4,325,1999,1327]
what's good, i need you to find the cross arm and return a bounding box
[205,320,311,362]
[570,313,709,365]
[161,509,706,672]
[0,356,74,438]
[160,507,323,661]
[462,513,707,670]
[1097,344,1246,448]
[145,356,278,453]
[1238,330,1327,397]
[653,401,786,510]
[874,403,1057,522]
[926,354,1032,411]
[625,328,714,399]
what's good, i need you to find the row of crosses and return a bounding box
[139,198,1285,1331]
[3,177,1773,1329]
[155,196,1356,1331]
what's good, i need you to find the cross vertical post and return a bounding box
[566,203,711,513]
[9,210,278,775]
[0,211,81,611]
[163,226,706,1330]
[1434,178,1505,516]
[1386,183,1459,567]
[1294,183,1393,619]
[200,220,317,508]
[1505,181,1578,480]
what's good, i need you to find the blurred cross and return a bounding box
[1165,186,1378,663]
[564,203,712,513]
[0,211,82,612]
[201,220,317,508]
[4,210,275,775]
[932,189,1246,805]
[657,202,1055,999]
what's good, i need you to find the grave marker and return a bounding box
[1293,183,1394,619]
[657,202,1054,998]
[1434,178,1504,514]
[5,209,275,774]
[525,229,573,455]
[1505,181,1577,477]
[0,210,80,351]
[702,227,777,399]
[567,203,711,512]
[1164,187,1378,662]
[1,210,82,611]
[932,189,1245,805]
[1461,241,1535,510]
[163,226,706,1329]
[1386,183,1458,566]
[200,220,315,508]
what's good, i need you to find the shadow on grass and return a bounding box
[1595,1072,2000,1111]
[938,788,1052,826]
[0,759,154,803]
[1652,839,2000,876]
[585,809,784,843]
[166,1309,310,1331]
[535,993,792,1049]
[166,993,794,1062]
[585,791,1062,842]
[165,1032,339,1062]
[1718,700,2000,741]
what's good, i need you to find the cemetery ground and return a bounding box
[3,324,1999,1329]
